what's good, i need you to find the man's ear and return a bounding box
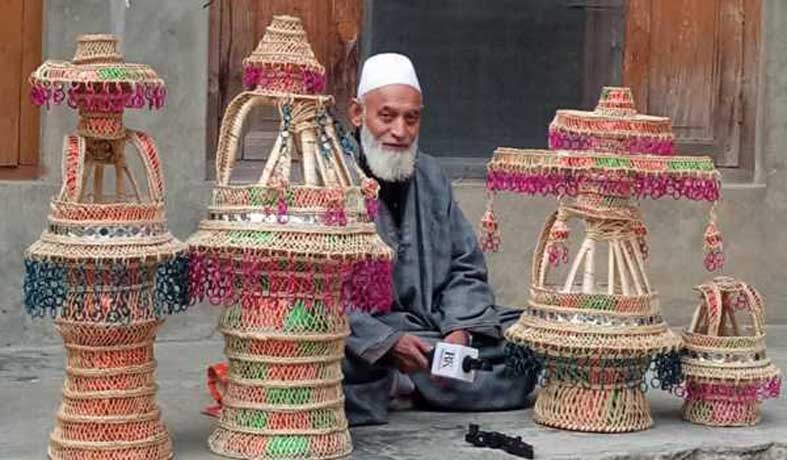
[349,98,364,128]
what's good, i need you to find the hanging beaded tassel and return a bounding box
[650,350,683,392]
[361,178,380,220]
[479,193,501,252]
[546,212,570,266]
[703,205,724,271]
[632,220,649,260]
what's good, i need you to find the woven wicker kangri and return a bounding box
[23,35,188,460]
[186,16,393,460]
[678,277,781,426]
[483,87,723,433]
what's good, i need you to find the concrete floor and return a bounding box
[1,330,786,460]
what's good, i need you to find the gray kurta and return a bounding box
[343,152,537,426]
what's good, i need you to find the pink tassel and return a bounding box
[703,224,724,271]
[269,176,289,224]
[361,178,381,221]
[322,189,347,226]
[632,220,649,259]
[479,197,501,253]
[546,217,570,267]
[703,208,724,271]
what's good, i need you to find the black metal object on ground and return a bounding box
[465,423,534,459]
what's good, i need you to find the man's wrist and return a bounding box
[447,329,471,344]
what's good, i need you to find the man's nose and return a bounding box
[390,118,407,140]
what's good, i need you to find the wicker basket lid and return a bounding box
[485,148,720,202]
[29,34,166,112]
[549,87,675,156]
[242,15,327,95]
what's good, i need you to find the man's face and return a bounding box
[350,84,422,149]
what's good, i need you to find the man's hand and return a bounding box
[444,330,470,347]
[390,334,432,374]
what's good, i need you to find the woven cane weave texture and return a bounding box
[549,87,675,156]
[487,88,721,432]
[48,320,172,460]
[208,428,351,460]
[533,383,653,433]
[677,277,781,426]
[188,15,392,459]
[24,35,187,460]
[242,16,326,95]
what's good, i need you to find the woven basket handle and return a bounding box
[531,210,559,288]
[694,278,765,336]
[58,135,87,202]
[215,92,268,186]
[57,132,165,203]
[215,91,358,188]
[127,130,166,202]
[695,282,723,335]
[741,282,766,335]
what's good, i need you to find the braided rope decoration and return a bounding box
[491,88,723,433]
[187,15,392,460]
[23,35,187,460]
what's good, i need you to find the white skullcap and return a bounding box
[357,53,421,98]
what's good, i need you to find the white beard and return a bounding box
[360,124,418,182]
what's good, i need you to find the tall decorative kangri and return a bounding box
[24,35,188,460]
[482,87,723,432]
[186,16,393,460]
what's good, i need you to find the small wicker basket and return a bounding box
[680,277,781,426]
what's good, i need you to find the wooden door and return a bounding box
[0,0,42,178]
[623,0,760,167]
[207,0,362,179]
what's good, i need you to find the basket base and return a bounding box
[47,320,174,460]
[533,382,653,433]
[208,427,352,460]
[47,434,173,460]
[682,398,761,427]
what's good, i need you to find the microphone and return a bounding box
[426,342,497,382]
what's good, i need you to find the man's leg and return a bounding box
[497,305,524,331]
[410,307,537,411]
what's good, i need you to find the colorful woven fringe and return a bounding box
[678,277,781,426]
[187,16,392,460]
[549,87,675,156]
[495,88,721,433]
[485,149,720,201]
[29,35,165,112]
[23,35,188,460]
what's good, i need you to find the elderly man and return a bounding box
[342,53,536,426]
